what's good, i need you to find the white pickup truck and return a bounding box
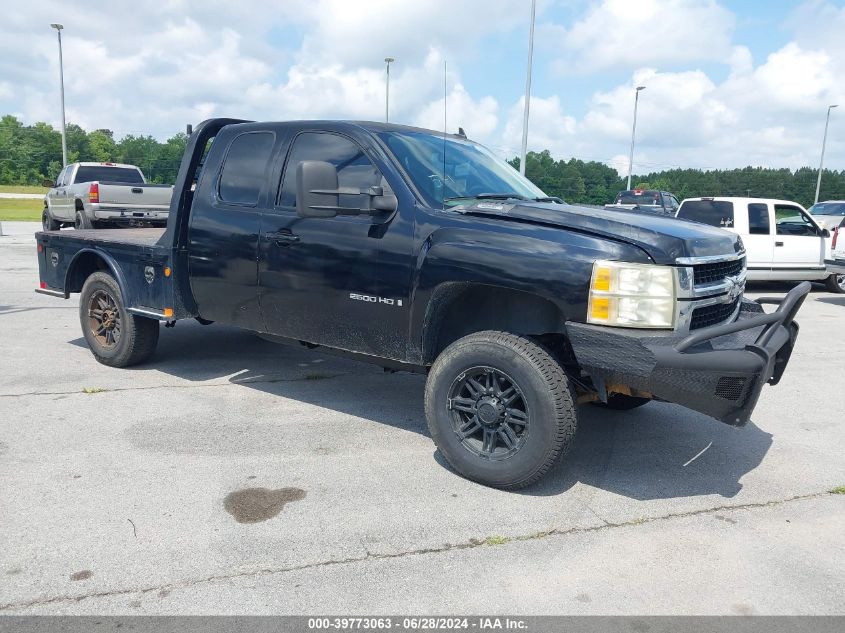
[677,197,843,293]
[42,162,173,230]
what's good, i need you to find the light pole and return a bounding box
[814,104,838,204]
[50,23,68,168]
[626,85,646,190]
[519,0,537,176]
[384,57,395,122]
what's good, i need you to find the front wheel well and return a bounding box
[423,284,571,364]
[66,252,111,293]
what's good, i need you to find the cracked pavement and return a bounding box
[1,222,844,614]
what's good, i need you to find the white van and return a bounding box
[677,197,843,293]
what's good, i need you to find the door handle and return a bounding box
[264,231,300,246]
[775,241,784,247]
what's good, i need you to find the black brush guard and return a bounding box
[566,281,810,426]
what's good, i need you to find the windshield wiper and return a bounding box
[444,193,565,204]
[444,192,530,203]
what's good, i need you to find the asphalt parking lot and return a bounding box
[1,221,843,615]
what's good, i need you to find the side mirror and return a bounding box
[42,178,56,188]
[296,160,399,218]
[821,228,831,238]
[296,161,340,218]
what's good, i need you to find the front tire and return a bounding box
[42,208,60,231]
[824,273,845,294]
[425,331,577,489]
[79,272,159,367]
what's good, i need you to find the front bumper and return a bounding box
[566,282,810,426]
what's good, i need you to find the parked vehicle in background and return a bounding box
[677,197,843,293]
[605,189,679,216]
[808,200,845,230]
[34,118,809,489]
[824,223,845,281]
[42,162,173,231]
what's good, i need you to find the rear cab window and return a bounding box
[615,190,662,206]
[218,131,276,206]
[677,200,735,228]
[74,166,145,184]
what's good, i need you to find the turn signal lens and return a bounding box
[164,267,171,277]
[163,308,174,318]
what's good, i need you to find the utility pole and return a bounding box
[626,86,646,190]
[519,0,536,176]
[815,104,838,204]
[384,57,395,122]
[51,23,68,168]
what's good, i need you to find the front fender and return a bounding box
[408,225,645,362]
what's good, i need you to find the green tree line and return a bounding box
[0,115,187,185]
[2,115,843,208]
[511,150,845,209]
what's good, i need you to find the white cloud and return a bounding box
[543,0,735,74]
[503,95,576,157]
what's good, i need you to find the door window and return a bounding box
[666,195,680,211]
[218,131,276,206]
[277,132,383,210]
[57,166,69,187]
[775,205,818,237]
[748,203,771,235]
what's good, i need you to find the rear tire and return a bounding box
[425,331,577,489]
[824,273,845,294]
[42,208,60,231]
[79,272,159,367]
[590,394,651,410]
[75,210,93,230]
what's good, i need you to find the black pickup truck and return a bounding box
[35,118,809,489]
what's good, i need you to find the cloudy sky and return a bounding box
[1,0,844,175]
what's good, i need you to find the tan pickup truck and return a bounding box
[42,162,173,230]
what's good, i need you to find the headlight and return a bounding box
[587,260,677,328]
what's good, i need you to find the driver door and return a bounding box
[258,130,409,358]
[772,204,825,269]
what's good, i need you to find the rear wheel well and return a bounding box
[423,284,572,365]
[66,252,111,293]
[75,198,84,211]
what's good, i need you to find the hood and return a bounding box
[460,201,743,264]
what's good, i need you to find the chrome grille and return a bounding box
[693,257,746,285]
[689,296,741,330]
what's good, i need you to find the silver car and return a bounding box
[808,200,845,230]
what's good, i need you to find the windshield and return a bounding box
[75,166,145,184]
[378,131,546,207]
[809,202,845,217]
[615,190,662,206]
